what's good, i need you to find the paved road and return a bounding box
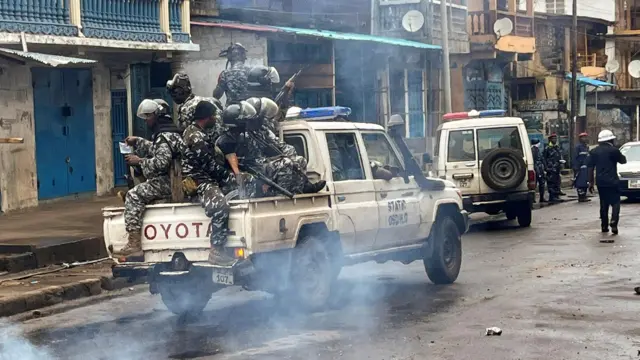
[5,199,640,360]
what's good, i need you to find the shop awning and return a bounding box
[0,48,96,67]
[191,20,441,51]
[565,73,615,87]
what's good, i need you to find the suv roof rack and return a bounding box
[285,106,352,121]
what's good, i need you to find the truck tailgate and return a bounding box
[103,194,332,263]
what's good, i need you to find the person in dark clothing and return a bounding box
[587,129,627,234]
[531,139,546,202]
[543,133,563,202]
[574,132,591,202]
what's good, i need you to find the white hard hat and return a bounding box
[597,129,616,142]
[285,106,302,119]
[136,99,161,120]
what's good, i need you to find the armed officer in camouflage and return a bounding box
[166,72,226,140]
[213,43,281,106]
[182,101,238,266]
[216,99,326,197]
[531,139,546,203]
[115,99,185,257]
[543,133,563,202]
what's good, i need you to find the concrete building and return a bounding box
[0,0,197,213]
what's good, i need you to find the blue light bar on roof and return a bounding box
[477,110,506,117]
[298,106,352,120]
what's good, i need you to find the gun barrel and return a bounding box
[245,165,295,198]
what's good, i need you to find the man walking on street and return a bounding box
[543,133,563,202]
[588,130,627,234]
[574,132,591,202]
[531,139,546,202]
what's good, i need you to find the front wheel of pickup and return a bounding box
[289,235,333,312]
[158,274,214,317]
[424,216,462,284]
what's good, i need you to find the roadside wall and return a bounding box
[0,61,38,213]
[182,25,268,100]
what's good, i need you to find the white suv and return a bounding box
[424,110,536,227]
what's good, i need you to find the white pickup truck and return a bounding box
[103,109,469,316]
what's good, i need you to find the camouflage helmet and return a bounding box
[166,73,192,104]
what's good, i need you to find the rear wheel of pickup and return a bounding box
[158,273,214,317]
[424,216,462,284]
[517,204,532,227]
[288,235,333,312]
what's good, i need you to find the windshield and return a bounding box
[620,144,640,161]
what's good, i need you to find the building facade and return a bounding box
[0,0,197,212]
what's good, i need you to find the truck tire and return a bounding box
[158,274,214,317]
[517,205,532,227]
[289,235,334,312]
[424,216,462,284]
[481,148,526,191]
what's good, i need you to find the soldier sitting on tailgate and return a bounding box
[166,72,226,140]
[114,99,186,257]
[216,99,326,197]
[182,100,238,266]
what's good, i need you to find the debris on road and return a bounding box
[485,327,502,336]
[600,239,615,244]
[634,286,640,295]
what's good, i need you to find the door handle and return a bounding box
[402,191,414,197]
[337,195,346,202]
[464,162,475,167]
[380,192,387,199]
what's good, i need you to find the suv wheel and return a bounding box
[481,148,527,191]
[424,216,462,284]
[517,203,532,227]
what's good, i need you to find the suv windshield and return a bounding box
[477,127,523,160]
[620,144,640,161]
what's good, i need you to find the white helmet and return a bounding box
[597,129,616,142]
[136,99,161,120]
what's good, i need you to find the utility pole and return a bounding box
[569,0,578,165]
[440,0,452,113]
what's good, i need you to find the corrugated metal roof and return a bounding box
[565,73,615,87]
[191,20,441,50]
[0,48,97,67]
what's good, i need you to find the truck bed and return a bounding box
[103,193,333,263]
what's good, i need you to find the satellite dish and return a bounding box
[493,18,513,37]
[402,10,424,33]
[605,60,620,73]
[629,60,640,78]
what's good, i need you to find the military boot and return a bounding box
[114,232,142,257]
[208,246,237,267]
[303,180,327,194]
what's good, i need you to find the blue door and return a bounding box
[32,68,96,200]
[111,89,128,187]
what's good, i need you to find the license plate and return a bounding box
[212,267,234,285]
[630,180,640,189]
[457,179,471,188]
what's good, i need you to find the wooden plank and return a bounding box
[495,35,535,53]
[0,138,24,144]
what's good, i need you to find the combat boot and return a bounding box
[114,232,142,257]
[208,246,237,267]
[303,180,327,194]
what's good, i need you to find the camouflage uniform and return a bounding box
[543,142,563,201]
[213,62,251,105]
[531,143,546,201]
[124,132,185,234]
[182,123,237,246]
[177,94,226,140]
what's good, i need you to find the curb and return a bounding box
[0,275,147,318]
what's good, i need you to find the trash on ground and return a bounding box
[485,327,502,336]
[634,286,640,295]
[600,239,615,244]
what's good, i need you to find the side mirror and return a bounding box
[422,152,432,164]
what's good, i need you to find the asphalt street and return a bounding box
[4,198,640,360]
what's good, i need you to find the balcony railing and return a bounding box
[0,0,191,43]
[0,1,78,36]
[467,11,534,38]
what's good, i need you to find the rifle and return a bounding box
[242,163,295,199]
[274,66,307,104]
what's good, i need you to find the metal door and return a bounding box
[130,63,151,138]
[111,89,128,186]
[33,68,68,199]
[64,69,96,194]
[407,70,424,138]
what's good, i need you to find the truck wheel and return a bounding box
[158,275,213,317]
[481,148,526,191]
[289,235,333,312]
[517,206,532,227]
[424,216,462,284]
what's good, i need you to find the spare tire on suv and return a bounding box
[481,148,526,191]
